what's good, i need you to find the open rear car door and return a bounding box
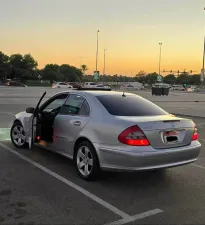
[26,91,47,149]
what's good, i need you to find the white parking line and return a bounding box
[0,128,11,141]
[192,164,205,170]
[0,112,15,116]
[104,208,163,225]
[0,142,163,222]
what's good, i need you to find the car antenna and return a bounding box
[122,92,126,97]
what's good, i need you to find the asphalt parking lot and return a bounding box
[1,87,205,224]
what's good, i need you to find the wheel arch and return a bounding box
[73,137,100,163]
[13,118,26,130]
[13,119,21,124]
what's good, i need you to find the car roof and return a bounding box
[55,90,136,98]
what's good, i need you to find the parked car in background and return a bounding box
[84,82,98,88]
[189,85,197,91]
[6,81,27,87]
[67,82,82,89]
[170,85,185,91]
[52,82,73,89]
[96,84,111,89]
[120,82,144,90]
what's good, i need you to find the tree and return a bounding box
[176,74,190,85]
[80,64,88,75]
[146,72,158,85]
[41,64,62,83]
[190,74,200,85]
[163,74,176,84]
[9,53,38,81]
[0,51,11,80]
[59,64,83,82]
[135,71,146,83]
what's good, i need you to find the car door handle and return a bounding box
[73,121,81,126]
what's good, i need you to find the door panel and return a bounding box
[52,94,91,156]
[53,115,90,156]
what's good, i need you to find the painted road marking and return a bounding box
[0,142,163,222]
[192,164,205,170]
[0,112,15,116]
[104,208,163,225]
[0,128,11,141]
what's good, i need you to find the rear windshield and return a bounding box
[96,95,168,116]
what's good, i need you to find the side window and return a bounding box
[78,100,90,116]
[60,94,86,115]
[42,94,68,112]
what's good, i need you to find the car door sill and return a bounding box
[34,143,73,160]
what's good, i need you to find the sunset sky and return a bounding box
[0,0,204,75]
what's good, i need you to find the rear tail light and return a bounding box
[118,125,150,146]
[7,82,10,86]
[192,124,199,141]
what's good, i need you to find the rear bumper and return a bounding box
[95,141,201,172]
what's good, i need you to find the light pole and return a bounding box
[103,49,107,84]
[103,49,106,75]
[96,30,100,73]
[159,43,162,79]
[201,8,205,87]
[202,36,205,85]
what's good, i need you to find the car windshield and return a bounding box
[96,94,168,116]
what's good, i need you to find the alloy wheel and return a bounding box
[76,146,93,176]
[11,125,26,147]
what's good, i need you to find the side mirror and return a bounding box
[26,107,35,114]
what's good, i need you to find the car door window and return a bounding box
[60,94,86,115]
[42,94,68,112]
[78,100,90,116]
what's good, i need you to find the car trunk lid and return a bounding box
[116,115,194,149]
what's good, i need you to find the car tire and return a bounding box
[75,140,101,181]
[10,121,28,148]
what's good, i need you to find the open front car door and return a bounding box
[25,91,47,149]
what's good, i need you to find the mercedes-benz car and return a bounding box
[10,90,201,180]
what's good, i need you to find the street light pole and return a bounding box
[96,30,100,73]
[202,36,205,86]
[103,49,106,75]
[159,43,162,78]
[103,49,106,84]
[201,8,205,87]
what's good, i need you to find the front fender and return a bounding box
[14,111,33,142]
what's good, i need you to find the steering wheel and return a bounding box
[50,106,61,118]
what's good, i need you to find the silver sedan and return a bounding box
[10,90,201,180]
